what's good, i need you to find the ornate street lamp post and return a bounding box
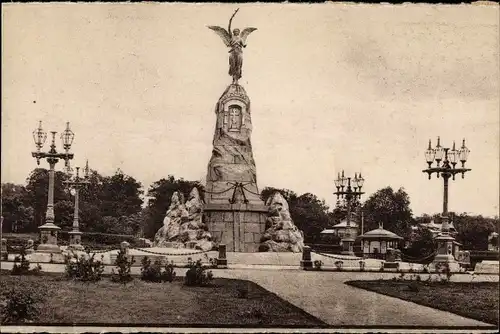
[32,121,74,253]
[423,137,470,266]
[334,170,365,256]
[64,161,90,251]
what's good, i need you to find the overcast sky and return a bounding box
[2,3,499,217]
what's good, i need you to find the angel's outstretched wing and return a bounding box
[207,26,232,47]
[240,27,257,44]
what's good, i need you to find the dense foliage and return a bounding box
[64,251,105,282]
[2,168,144,235]
[184,259,214,287]
[3,167,498,253]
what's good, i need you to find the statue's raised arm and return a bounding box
[207,9,257,84]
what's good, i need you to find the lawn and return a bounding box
[346,280,499,326]
[0,272,326,327]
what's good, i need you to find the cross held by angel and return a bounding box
[208,9,257,84]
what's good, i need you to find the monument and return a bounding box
[204,10,268,252]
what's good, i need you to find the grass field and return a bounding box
[0,273,326,327]
[346,280,499,326]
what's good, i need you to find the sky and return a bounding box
[2,3,499,217]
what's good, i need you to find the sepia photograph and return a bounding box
[1,2,499,333]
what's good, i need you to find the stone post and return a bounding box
[1,238,7,260]
[120,241,130,256]
[217,244,228,268]
[26,239,35,254]
[300,246,313,269]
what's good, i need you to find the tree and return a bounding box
[453,213,497,250]
[24,168,70,228]
[362,187,413,238]
[403,227,436,261]
[1,183,34,232]
[54,200,74,230]
[99,169,143,218]
[144,175,204,238]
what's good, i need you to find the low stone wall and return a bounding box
[474,260,499,274]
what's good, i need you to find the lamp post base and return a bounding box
[37,223,61,253]
[36,243,62,254]
[432,232,460,272]
[68,231,84,251]
[341,238,355,256]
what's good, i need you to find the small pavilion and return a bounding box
[320,219,359,240]
[358,223,403,256]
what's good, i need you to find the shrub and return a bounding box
[313,260,323,270]
[1,286,42,323]
[184,259,213,287]
[161,261,176,283]
[416,274,422,282]
[140,257,162,282]
[140,257,176,283]
[435,262,453,283]
[334,260,343,271]
[111,249,135,284]
[64,251,104,282]
[11,248,42,276]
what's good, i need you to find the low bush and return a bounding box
[161,261,176,283]
[140,257,162,282]
[1,286,44,323]
[140,257,177,283]
[184,259,213,287]
[11,248,42,276]
[64,251,104,282]
[111,249,135,284]
[313,260,323,270]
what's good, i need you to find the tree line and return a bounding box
[2,169,498,250]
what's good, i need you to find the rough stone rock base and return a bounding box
[205,202,267,252]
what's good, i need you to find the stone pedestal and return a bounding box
[433,233,457,264]
[341,237,355,256]
[205,202,267,252]
[37,223,61,253]
[217,243,228,268]
[300,246,313,269]
[68,231,85,251]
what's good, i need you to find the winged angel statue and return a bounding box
[208,9,257,84]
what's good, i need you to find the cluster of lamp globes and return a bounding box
[32,121,90,195]
[333,170,365,199]
[424,136,470,180]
